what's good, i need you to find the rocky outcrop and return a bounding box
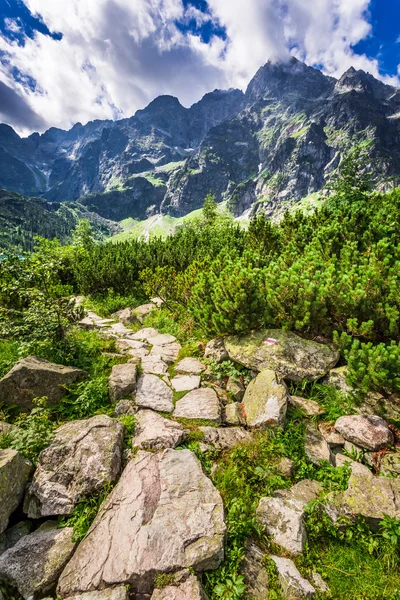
[0,522,76,599]
[135,374,174,412]
[0,356,87,411]
[225,330,339,381]
[173,388,221,423]
[58,449,226,597]
[24,415,124,518]
[133,410,186,450]
[334,415,393,451]
[108,363,137,402]
[0,449,32,534]
[241,369,288,429]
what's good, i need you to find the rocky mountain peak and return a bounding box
[335,66,395,100]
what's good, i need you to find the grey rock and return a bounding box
[108,363,137,402]
[241,540,269,599]
[276,457,295,478]
[198,427,253,451]
[334,415,393,451]
[335,454,372,477]
[142,354,169,375]
[289,396,325,416]
[118,308,139,325]
[223,402,246,426]
[65,588,128,600]
[115,339,149,354]
[114,399,137,416]
[204,338,229,363]
[175,358,205,375]
[226,378,245,402]
[0,522,76,600]
[133,410,186,450]
[129,327,160,342]
[311,572,329,594]
[110,323,134,337]
[380,451,400,477]
[173,388,221,423]
[321,366,353,394]
[151,575,207,599]
[132,303,156,323]
[135,374,174,413]
[0,356,87,411]
[355,392,400,422]
[0,421,19,436]
[151,343,182,364]
[225,329,339,381]
[0,449,32,534]
[58,449,225,597]
[318,422,345,447]
[149,333,177,346]
[304,423,335,465]
[0,521,31,555]
[257,496,307,555]
[24,415,124,518]
[343,440,364,458]
[273,480,322,504]
[270,555,316,598]
[241,369,288,429]
[171,375,201,392]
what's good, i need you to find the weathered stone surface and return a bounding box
[0,421,19,436]
[355,392,400,422]
[0,521,31,555]
[114,399,137,416]
[24,415,124,518]
[0,450,32,534]
[304,423,335,465]
[110,322,134,337]
[132,303,156,322]
[173,388,221,423]
[225,329,339,381]
[118,308,139,325]
[0,522,76,600]
[151,343,182,364]
[289,396,325,416]
[311,572,329,594]
[108,363,137,403]
[151,575,207,599]
[171,375,201,392]
[226,378,245,402]
[198,427,253,451]
[204,338,229,363]
[115,339,149,354]
[335,454,372,477]
[241,369,288,429]
[273,480,322,505]
[270,555,316,599]
[130,327,160,342]
[149,333,177,346]
[0,356,87,411]
[257,496,307,555]
[332,472,400,521]
[142,354,169,375]
[276,457,295,478]
[380,451,400,477]
[133,410,186,451]
[58,449,226,597]
[223,402,246,426]
[334,415,393,451]
[241,540,269,600]
[175,358,206,375]
[318,422,345,447]
[65,587,128,600]
[321,366,353,394]
[135,374,174,413]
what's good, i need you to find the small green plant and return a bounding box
[59,483,114,541]
[153,573,176,589]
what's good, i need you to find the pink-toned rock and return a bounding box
[334,415,393,451]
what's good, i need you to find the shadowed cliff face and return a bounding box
[0,57,399,221]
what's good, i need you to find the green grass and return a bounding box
[84,290,147,317]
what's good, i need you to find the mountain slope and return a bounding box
[0,57,399,222]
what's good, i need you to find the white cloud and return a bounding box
[0,0,398,135]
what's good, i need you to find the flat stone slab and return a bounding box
[151,343,182,364]
[108,363,137,403]
[58,449,225,597]
[133,410,186,451]
[174,388,221,423]
[0,522,76,600]
[151,575,207,599]
[225,329,339,381]
[318,423,345,447]
[175,358,206,375]
[129,327,160,342]
[199,427,253,451]
[142,354,169,375]
[0,450,32,534]
[65,588,128,600]
[270,555,316,598]
[149,333,177,346]
[335,454,372,477]
[334,415,393,451]
[171,375,201,392]
[110,323,134,337]
[257,496,307,555]
[304,423,335,465]
[241,369,288,429]
[115,339,149,354]
[273,479,322,504]
[0,356,87,411]
[24,415,124,518]
[135,374,174,413]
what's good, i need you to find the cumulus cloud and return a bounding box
[0,0,398,135]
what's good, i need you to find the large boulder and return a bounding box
[135,374,174,412]
[133,410,187,451]
[0,356,87,411]
[225,330,339,381]
[24,415,124,518]
[270,556,316,598]
[0,449,32,534]
[334,415,393,451]
[58,449,225,597]
[241,369,288,429]
[108,363,137,403]
[0,522,76,600]
[0,521,31,555]
[204,338,229,363]
[173,388,221,423]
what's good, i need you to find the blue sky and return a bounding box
[0,0,399,134]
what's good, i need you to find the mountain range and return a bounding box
[1,57,400,232]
